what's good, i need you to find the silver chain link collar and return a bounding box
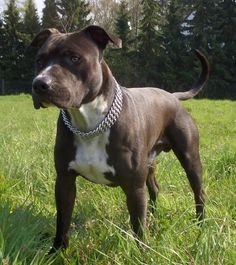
[61,80,123,138]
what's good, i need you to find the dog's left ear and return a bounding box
[30,28,60,49]
[84,25,122,50]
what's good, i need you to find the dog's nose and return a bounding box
[32,78,50,93]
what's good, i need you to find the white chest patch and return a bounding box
[69,130,115,184]
[67,95,115,185]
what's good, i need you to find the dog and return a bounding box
[30,25,209,252]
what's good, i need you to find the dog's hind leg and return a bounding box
[146,162,159,213]
[167,112,205,221]
[177,150,205,221]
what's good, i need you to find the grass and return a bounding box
[0,94,235,264]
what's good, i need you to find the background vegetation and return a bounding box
[0,96,235,264]
[0,0,236,98]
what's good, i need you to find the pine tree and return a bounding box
[137,0,161,85]
[0,18,6,82]
[189,0,218,53]
[23,0,41,38]
[127,0,141,48]
[139,0,159,56]
[42,0,61,30]
[159,0,190,91]
[0,0,24,80]
[215,0,236,85]
[115,0,130,52]
[21,0,41,80]
[3,0,22,46]
[57,0,91,32]
[107,0,133,86]
[188,0,235,97]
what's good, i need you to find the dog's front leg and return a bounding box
[122,184,147,239]
[50,174,76,253]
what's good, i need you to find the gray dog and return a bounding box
[30,25,209,252]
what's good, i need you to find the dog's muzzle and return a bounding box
[32,77,53,109]
[32,77,50,94]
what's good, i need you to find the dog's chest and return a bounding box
[69,131,115,184]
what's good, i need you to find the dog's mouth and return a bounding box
[32,88,81,110]
[32,95,69,110]
[32,90,53,109]
[31,76,85,110]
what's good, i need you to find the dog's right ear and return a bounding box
[30,28,60,49]
[84,25,122,50]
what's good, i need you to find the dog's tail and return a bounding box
[173,49,209,100]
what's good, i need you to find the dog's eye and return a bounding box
[36,59,43,67]
[71,56,80,63]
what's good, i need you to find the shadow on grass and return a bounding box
[0,202,55,264]
[0,199,95,264]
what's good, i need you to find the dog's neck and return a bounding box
[67,61,118,133]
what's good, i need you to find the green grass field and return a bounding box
[0,94,235,265]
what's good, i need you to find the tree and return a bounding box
[115,0,130,52]
[107,0,133,86]
[159,0,190,91]
[137,0,161,85]
[215,0,236,85]
[187,0,236,97]
[189,0,218,53]
[0,17,5,82]
[127,0,142,49]
[0,0,234,98]
[21,0,41,80]
[139,0,159,55]
[3,0,22,45]
[42,0,61,30]
[23,0,41,38]
[90,0,119,31]
[0,0,24,80]
[57,0,91,32]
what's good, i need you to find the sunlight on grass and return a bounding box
[0,95,235,264]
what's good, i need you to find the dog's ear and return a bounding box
[30,28,60,49]
[84,25,122,50]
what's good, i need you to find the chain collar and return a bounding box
[61,80,123,138]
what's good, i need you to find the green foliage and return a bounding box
[42,0,61,29]
[189,0,218,51]
[159,0,191,91]
[139,0,160,50]
[137,0,162,85]
[138,0,160,59]
[214,0,236,84]
[115,0,130,52]
[107,0,135,86]
[21,0,41,80]
[0,0,26,80]
[23,0,41,38]
[57,0,91,32]
[0,0,41,81]
[0,0,235,98]
[187,0,236,97]
[0,95,236,264]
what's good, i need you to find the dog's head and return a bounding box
[30,26,122,109]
